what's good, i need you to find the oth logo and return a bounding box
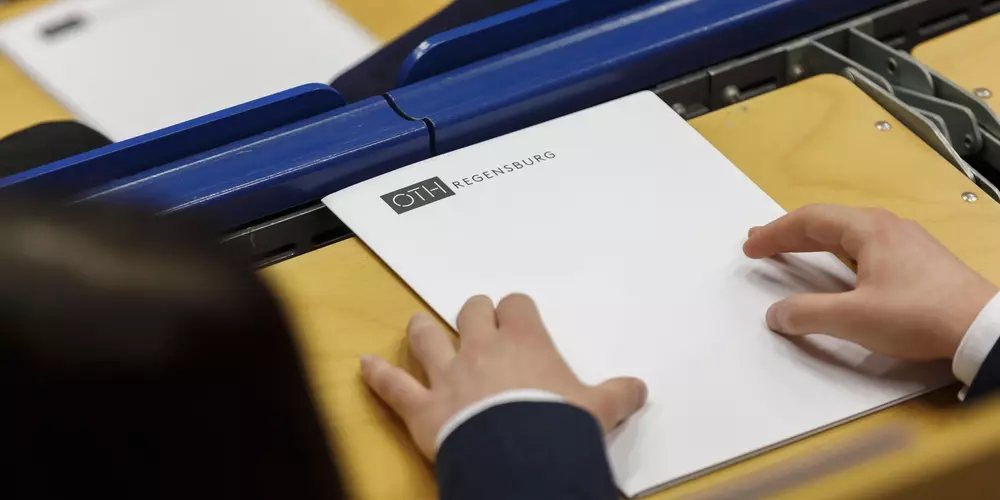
[381,177,456,214]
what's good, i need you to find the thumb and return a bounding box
[589,377,648,432]
[767,292,858,336]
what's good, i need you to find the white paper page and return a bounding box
[323,91,952,497]
[0,0,378,141]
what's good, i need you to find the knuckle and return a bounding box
[407,333,433,359]
[366,371,393,397]
[505,325,540,343]
[381,379,408,402]
[801,203,827,212]
[865,207,899,227]
[793,204,824,220]
[378,374,418,409]
[898,218,924,233]
[851,208,900,245]
[459,346,484,367]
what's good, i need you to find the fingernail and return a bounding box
[748,226,763,238]
[635,380,649,406]
[766,305,785,334]
[409,312,431,326]
[360,355,375,371]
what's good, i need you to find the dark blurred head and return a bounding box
[0,198,342,499]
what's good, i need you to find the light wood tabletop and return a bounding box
[0,0,71,138]
[337,0,449,43]
[262,74,1000,499]
[0,0,448,138]
[913,13,1000,114]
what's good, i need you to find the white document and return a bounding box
[0,0,378,141]
[323,91,951,497]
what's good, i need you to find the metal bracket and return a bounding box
[916,109,950,139]
[787,41,894,93]
[802,23,1000,167]
[840,26,1000,180]
[845,68,1000,202]
[982,131,1000,171]
[846,28,935,95]
[928,68,1000,139]
[894,86,982,155]
[836,27,991,157]
[851,25,1000,143]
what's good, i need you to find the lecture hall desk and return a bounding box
[4,1,1000,498]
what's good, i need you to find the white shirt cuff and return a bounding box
[953,292,1000,389]
[434,389,565,452]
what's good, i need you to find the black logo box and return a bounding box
[380,177,456,214]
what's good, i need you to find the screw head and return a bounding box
[975,88,993,100]
[962,192,979,203]
[875,121,892,132]
[790,64,805,80]
[722,85,741,104]
[887,58,899,75]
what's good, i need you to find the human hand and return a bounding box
[360,293,647,460]
[743,204,998,361]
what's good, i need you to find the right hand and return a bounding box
[743,204,998,361]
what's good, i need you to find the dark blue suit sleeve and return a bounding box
[435,402,618,500]
[967,341,1000,401]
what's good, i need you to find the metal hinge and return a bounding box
[806,27,1000,201]
[655,10,1000,203]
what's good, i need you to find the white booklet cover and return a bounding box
[0,0,378,141]
[323,91,951,497]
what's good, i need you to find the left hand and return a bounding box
[360,293,648,460]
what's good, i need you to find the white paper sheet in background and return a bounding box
[0,0,378,141]
[323,91,952,497]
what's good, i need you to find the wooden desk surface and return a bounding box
[263,74,1000,499]
[0,0,71,138]
[913,13,1000,114]
[337,0,450,43]
[0,0,448,138]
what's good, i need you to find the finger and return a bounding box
[743,204,884,260]
[766,291,861,337]
[456,295,498,337]
[360,355,428,419]
[496,293,546,333]
[407,312,456,383]
[589,377,648,432]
